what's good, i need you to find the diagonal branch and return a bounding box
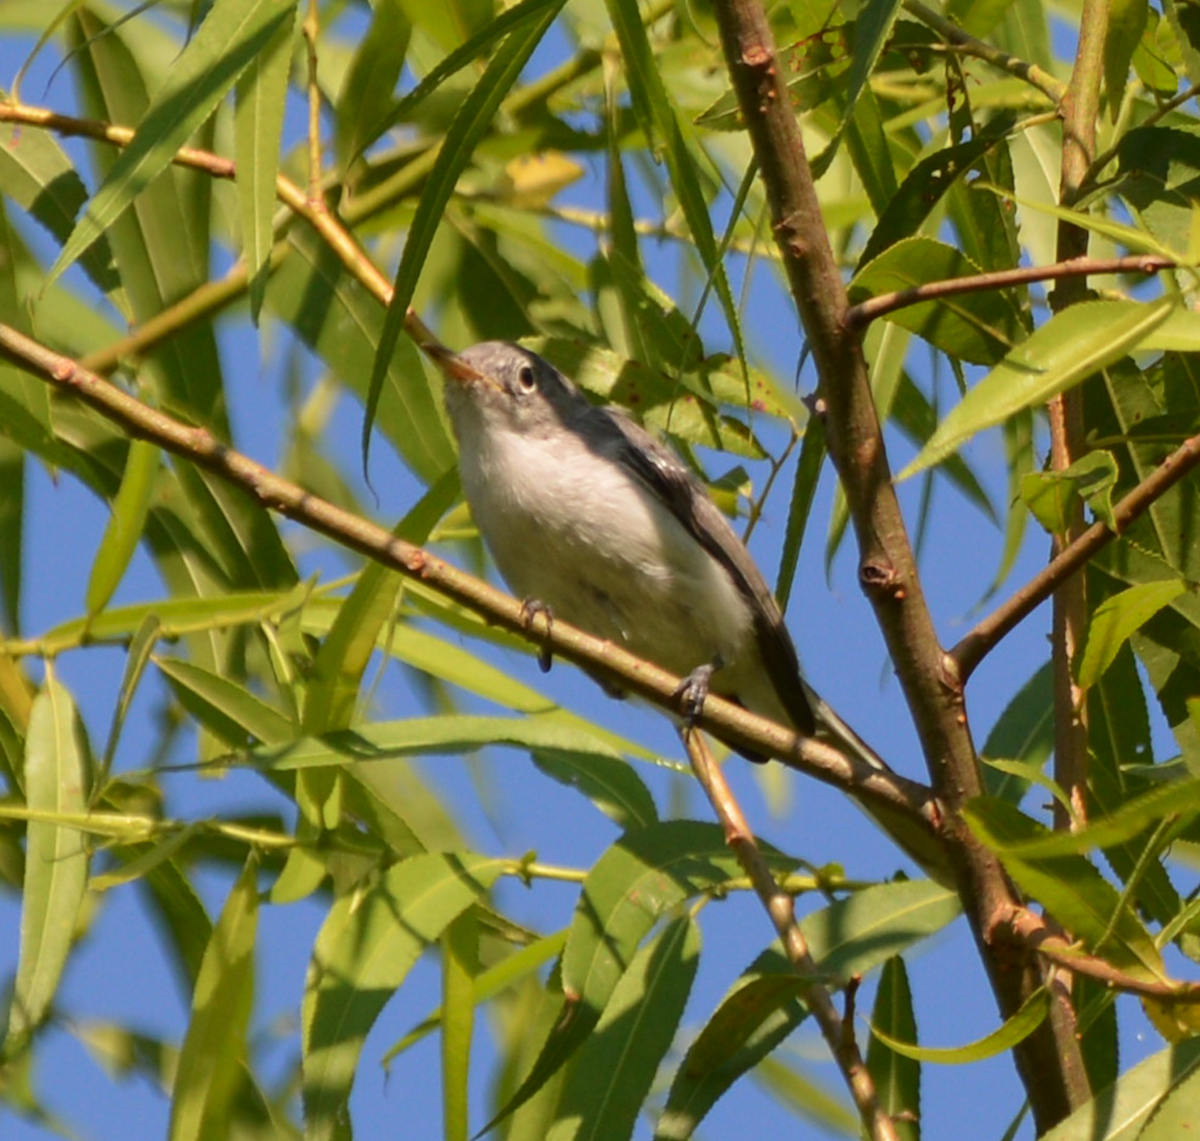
[0,321,939,836]
[951,426,1200,679]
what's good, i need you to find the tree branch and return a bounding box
[709,0,1091,1127]
[0,321,939,837]
[679,727,899,1141]
[901,0,1067,103]
[846,255,1175,330]
[951,425,1200,678]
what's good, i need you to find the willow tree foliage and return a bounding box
[1,1,1200,1139]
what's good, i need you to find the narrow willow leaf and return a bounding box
[33,590,305,656]
[363,0,563,469]
[258,714,630,771]
[51,0,296,283]
[656,967,806,1141]
[360,0,557,156]
[860,132,1011,267]
[1039,1037,1200,1141]
[302,853,503,1141]
[168,859,258,1141]
[302,470,461,734]
[603,0,746,367]
[442,909,478,1141]
[4,669,90,1053]
[548,916,700,1141]
[752,1054,859,1135]
[869,987,1048,1064]
[973,778,1200,859]
[234,0,295,321]
[485,822,765,1132]
[98,614,162,786]
[272,230,456,484]
[1077,579,1188,688]
[1135,1058,1200,1139]
[813,0,904,175]
[0,122,118,295]
[867,958,920,1141]
[1021,451,1118,535]
[156,656,296,748]
[799,879,961,984]
[964,798,1166,982]
[85,439,160,618]
[0,434,23,632]
[900,299,1175,479]
[384,930,567,1062]
[531,749,657,830]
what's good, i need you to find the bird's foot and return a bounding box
[674,655,724,729]
[520,598,555,673]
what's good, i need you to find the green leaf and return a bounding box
[487,822,766,1130]
[548,915,700,1141]
[31,590,308,656]
[1020,451,1118,534]
[860,131,1012,267]
[900,299,1176,479]
[603,0,748,378]
[363,0,563,469]
[531,748,658,831]
[442,909,478,1141]
[85,439,160,618]
[51,0,296,284]
[1039,1037,1200,1141]
[654,955,809,1141]
[798,879,961,985]
[3,668,90,1055]
[302,852,502,1141]
[156,656,296,748]
[812,0,904,175]
[869,986,1048,1064]
[655,879,958,1140]
[257,714,633,772]
[0,121,118,295]
[272,229,456,485]
[1077,579,1189,688]
[963,798,1166,982]
[302,471,461,733]
[234,0,295,321]
[168,858,258,1141]
[1105,0,1148,118]
[867,958,920,1141]
[332,0,411,169]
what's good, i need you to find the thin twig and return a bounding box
[951,426,1200,679]
[679,726,898,1141]
[0,321,940,831]
[846,255,1175,330]
[1010,909,1200,1002]
[901,0,1067,104]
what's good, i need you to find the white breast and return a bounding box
[455,416,757,685]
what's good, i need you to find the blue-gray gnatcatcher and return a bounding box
[423,339,898,780]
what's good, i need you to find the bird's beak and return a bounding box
[419,340,501,392]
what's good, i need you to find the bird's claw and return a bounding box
[674,657,722,728]
[520,598,554,673]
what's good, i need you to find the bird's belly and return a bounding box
[463,437,755,680]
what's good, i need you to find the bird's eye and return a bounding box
[515,365,537,393]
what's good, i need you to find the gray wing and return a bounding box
[573,401,816,736]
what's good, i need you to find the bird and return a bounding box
[420,339,948,877]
